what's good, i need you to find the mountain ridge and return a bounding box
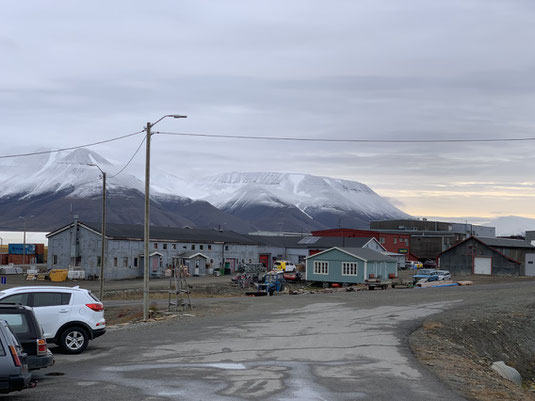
[0,149,411,233]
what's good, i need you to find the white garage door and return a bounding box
[474,257,491,275]
[525,253,535,276]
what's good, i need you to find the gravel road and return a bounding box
[9,278,534,401]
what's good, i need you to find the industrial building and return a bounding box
[438,237,535,276]
[369,219,496,261]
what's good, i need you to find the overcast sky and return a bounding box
[2,0,535,219]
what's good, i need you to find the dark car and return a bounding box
[0,319,32,394]
[423,259,437,268]
[0,304,54,371]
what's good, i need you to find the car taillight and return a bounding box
[37,339,47,356]
[9,345,21,367]
[85,303,104,312]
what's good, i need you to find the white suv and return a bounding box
[0,286,105,354]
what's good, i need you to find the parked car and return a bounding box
[0,304,54,370]
[412,269,439,285]
[0,319,32,394]
[0,286,105,354]
[423,259,437,268]
[435,270,451,281]
[273,260,297,272]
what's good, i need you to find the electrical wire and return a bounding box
[108,135,146,179]
[155,131,535,143]
[0,130,145,159]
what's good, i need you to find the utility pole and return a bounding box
[143,114,187,321]
[88,163,107,301]
[22,221,26,266]
[100,171,106,300]
[143,121,151,321]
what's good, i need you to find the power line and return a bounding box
[155,131,535,143]
[109,135,146,179]
[0,130,145,159]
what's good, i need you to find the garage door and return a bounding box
[525,253,535,276]
[474,257,491,275]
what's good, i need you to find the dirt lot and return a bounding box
[410,299,535,401]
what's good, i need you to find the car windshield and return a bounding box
[417,269,436,275]
[0,313,31,337]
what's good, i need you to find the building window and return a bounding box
[379,238,385,244]
[183,245,187,249]
[200,245,204,250]
[123,257,128,267]
[248,258,252,263]
[208,245,212,250]
[113,257,118,267]
[225,245,229,251]
[97,256,101,267]
[163,243,167,250]
[154,243,158,249]
[394,238,397,244]
[313,261,329,275]
[53,255,58,265]
[191,245,195,250]
[172,244,176,250]
[134,258,138,267]
[342,262,357,276]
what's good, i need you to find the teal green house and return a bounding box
[305,247,397,284]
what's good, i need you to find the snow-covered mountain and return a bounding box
[0,149,254,232]
[0,149,411,232]
[197,172,411,231]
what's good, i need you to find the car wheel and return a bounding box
[60,326,89,354]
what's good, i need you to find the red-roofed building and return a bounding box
[311,228,417,261]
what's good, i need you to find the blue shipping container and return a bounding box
[8,244,36,255]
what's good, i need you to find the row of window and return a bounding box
[379,237,409,245]
[313,261,358,276]
[153,243,214,251]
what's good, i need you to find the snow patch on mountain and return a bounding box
[198,172,409,219]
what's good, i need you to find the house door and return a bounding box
[224,258,236,274]
[151,255,161,276]
[473,257,491,275]
[525,253,535,276]
[259,254,270,269]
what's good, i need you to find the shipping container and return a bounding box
[35,244,45,255]
[8,243,37,255]
[0,254,8,265]
[8,254,37,265]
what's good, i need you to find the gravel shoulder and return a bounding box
[410,299,535,401]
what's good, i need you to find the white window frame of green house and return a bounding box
[342,262,358,276]
[313,261,329,275]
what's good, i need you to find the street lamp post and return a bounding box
[143,114,187,320]
[88,163,106,301]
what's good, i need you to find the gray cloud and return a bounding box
[2,0,535,218]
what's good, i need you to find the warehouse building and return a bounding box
[438,236,535,276]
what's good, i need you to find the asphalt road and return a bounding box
[6,281,535,401]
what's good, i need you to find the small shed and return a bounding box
[176,252,209,276]
[305,247,397,284]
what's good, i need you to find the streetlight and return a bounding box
[144,114,187,320]
[88,163,106,301]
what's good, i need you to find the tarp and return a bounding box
[0,266,23,275]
